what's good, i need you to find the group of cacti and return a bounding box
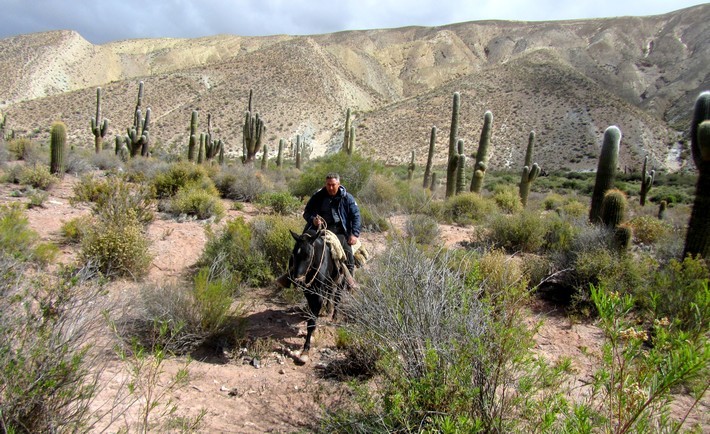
[187,111,224,165]
[242,89,265,164]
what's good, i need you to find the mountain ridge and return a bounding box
[1,4,708,172]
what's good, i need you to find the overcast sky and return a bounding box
[1,0,706,44]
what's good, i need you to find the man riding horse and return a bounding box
[276,172,361,289]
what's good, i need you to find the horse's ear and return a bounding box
[290,230,300,241]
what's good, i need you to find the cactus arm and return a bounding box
[639,155,655,206]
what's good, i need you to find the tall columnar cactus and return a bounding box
[49,121,66,176]
[127,82,150,157]
[589,126,621,224]
[430,172,438,194]
[343,108,352,155]
[470,111,493,194]
[261,144,269,170]
[295,135,302,170]
[348,126,355,155]
[445,92,460,198]
[519,131,541,207]
[407,150,416,180]
[455,139,467,194]
[188,110,198,162]
[423,126,436,189]
[243,90,265,164]
[90,87,108,153]
[683,91,710,259]
[277,138,284,168]
[198,133,205,164]
[639,155,655,206]
[218,140,225,165]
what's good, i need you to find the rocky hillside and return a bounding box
[0,4,708,172]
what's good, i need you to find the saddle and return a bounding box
[322,230,370,268]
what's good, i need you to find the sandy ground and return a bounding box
[2,173,707,433]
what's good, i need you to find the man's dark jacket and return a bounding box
[303,185,361,237]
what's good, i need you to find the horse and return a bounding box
[287,229,345,356]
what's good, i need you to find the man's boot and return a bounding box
[274,273,291,288]
[341,264,359,290]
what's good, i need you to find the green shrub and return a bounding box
[26,188,48,209]
[168,185,225,220]
[71,173,113,204]
[152,161,213,199]
[0,203,57,264]
[212,165,271,202]
[256,191,302,215]
[79,213,152,278]
[0,264,114,433]
[197,217,272,286]
[118,267,244,355]
[289,152,379,198]
[493,185,523,214]
[249,215,303,272]
[543,214,580,252]
[124,158,169,184]
[7,138,40,162]
[82,176,155,226]
[560,199,588,218]
[639,256,709,337]
[334,240,560,432]
[64,149,96,175]
[405,214,439,245]
[543,193,566,211]
[442,192,496,225]
[357,173,401,213]
[359,204,389,232]
[627,215,672,245]
[488,210,548,253]
[60,215,93,244]
[18,163,56,189]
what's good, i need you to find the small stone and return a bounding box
[251,358,261,369]
[279,368,286,374]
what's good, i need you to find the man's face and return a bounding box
[325,177,340,196]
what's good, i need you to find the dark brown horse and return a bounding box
[288,229,345,354]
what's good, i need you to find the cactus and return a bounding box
[348,126,355,154]
[126,82,150,157]
[430,172,438,194]
[218,140,225,165]
[198,133,205,164]
[455,139,467,194]
[242,90,265,163]
[613,225,633,252]
[261,144,268,170]
[601,189,627,228]
[277,138,284,168]
[470,111,493,194]
[49,121,66,176]
[343,108,352,154]
[423,126,436,189]
[445,92,460,198]
[639,155,654,206]
[658,200,667,220]
[90,87,109,153]
[589,126,621,224]
[519,131,541,207]
[683,91,710,259]
[407,150,416,181]
[188,110,198,161]
[295,135,302,170]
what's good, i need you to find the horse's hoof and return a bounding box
[295,354,309,365]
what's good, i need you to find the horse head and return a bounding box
[289,230,324,285]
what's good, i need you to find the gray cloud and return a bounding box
[0,0,705,44]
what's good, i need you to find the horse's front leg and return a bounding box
[303,291,323,353]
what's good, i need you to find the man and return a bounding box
[276,173,361,288]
